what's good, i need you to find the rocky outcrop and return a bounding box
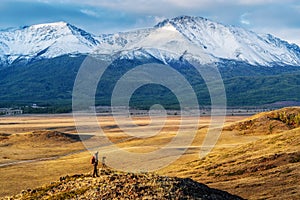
[6,169,243,200]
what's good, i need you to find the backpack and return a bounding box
[90,156,95,164]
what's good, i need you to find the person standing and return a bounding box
[91,151,99,177]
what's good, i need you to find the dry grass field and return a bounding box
[0,108,300,199]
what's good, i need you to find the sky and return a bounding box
[0,0,300,45]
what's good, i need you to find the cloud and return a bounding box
[237,0,298,5]
[26,0,297,12]
[153,16,167,24]
[240,13,250,25]
[13,0,228,15]
[80,9,100,18]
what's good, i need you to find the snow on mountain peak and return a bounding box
[0,16,300,66]
[29,21,68,29]
[0,21,99,64]
[154,16,300,66]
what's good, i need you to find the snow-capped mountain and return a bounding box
[155,16,300,66]
[1,16,300,66]
[0,21,99,64]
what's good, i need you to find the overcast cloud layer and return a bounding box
[1,0,300,45]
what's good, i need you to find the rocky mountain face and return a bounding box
[7,169,244,200]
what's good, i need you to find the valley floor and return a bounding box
[0,112,299,199]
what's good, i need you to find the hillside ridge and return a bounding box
[225,107,300,134]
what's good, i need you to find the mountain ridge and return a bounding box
[1,16,300,67]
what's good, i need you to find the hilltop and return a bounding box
[5,169,243,200]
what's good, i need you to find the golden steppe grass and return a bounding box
[1,114,247,197]
[1,108,300,199]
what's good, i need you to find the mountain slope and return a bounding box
[0,55,300,108]
[1,16,300,108]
